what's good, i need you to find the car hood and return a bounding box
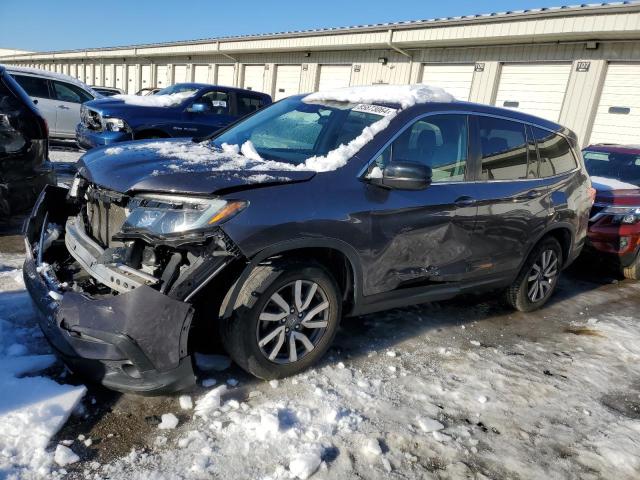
[591,176,640,206]
[77,139,316,196]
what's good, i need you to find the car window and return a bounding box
[10,74,51,99]
[373,115,468,182]
[478,116,530,180]
[197,91,229,114]
[583,150,640,186]
[531,127,577,177]
[0,78,27,155]
[237,94,264,116]
[52,80,93,104]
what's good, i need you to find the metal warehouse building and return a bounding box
[3,1,640,146]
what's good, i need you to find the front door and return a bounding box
[9,74,59,136]
[360,114,478,296]
[179,90,235,137]
[50,80,94,137]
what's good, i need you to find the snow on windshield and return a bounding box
[591,176,639,190]
[115,84,454,174]
[5,65,100,97]
[112,90,196,107]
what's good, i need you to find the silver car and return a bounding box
[4,66,100,139]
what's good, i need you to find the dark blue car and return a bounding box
[76,83,271,149]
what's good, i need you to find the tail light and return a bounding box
[588,187,596,205]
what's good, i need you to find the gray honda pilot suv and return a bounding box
[23,85,593,394]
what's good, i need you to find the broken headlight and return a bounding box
[103,117,130,132]
[120,194,247,237]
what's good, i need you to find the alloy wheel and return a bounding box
[527,249,559,302]
[256,279,330,364]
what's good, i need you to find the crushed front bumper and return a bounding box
[23,186,197,394]
[76,123,132,150]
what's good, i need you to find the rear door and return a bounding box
[50,80,94,137]
[361,113,478,295]
[10,73,58,136]
[467,115,551,277]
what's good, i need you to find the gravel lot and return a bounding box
[1,146,639,480]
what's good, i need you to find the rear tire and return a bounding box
[623,255,640,280]
[220,260,341,380]
[505,237,563,312]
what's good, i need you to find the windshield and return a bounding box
[583,149,640,187]
[211,96,386,165]
[156,84,199,96]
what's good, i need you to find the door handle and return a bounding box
[515,190,542,201]
[58,105,70,110]
[454,196,477,207]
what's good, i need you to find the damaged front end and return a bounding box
[23,181,244,394]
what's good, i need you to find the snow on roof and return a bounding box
[112,90,196,107]
[304,84,455,108]
[3,65,99,96]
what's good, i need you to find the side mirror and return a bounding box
[369,162,432,190]
[186,102,209,113]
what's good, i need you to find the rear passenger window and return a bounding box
[531,127,577,177]
[478,117,530,180]
[10,74,50,99]
[52,81,93,104]
[237,95,264,116]
[373,114,468,182]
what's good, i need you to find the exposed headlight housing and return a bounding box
[118,194,247,239]
[103,117,130,133]
[592,206,640,224]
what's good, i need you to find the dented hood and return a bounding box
[77,139,316,196]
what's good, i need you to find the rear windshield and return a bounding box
[583,150,640,187]
[211,96,384,165]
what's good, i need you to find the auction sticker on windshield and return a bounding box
[351,104,397,116]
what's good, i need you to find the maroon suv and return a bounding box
[583,144,640,279]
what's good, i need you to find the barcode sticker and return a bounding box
[352,104,397,117]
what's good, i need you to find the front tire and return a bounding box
[221,261,341,380]
[623,254,640,280]
[505,237,563,312]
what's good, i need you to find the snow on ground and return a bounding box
[0,250,86,479]
[65,273,640,480]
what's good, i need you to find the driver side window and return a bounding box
[372,114,468,182]
[197,91,229,114]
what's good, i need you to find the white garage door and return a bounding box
[590,63,640,145]
[140,65,152,89]
[126,65,138,94]
[244,65,266,92]
[193,64,209,83]
[94,65,102,85]
[495,63,571,122]
[115,65,124,90]
[173,65,188,84]
[104,65,113,87]
[156,65,168,88]
[318,65,352,91]
[421,64,474,100]
[70,64,77,80]
[274,65,302,100]
[85,64,93,85]
[217,65,234,86]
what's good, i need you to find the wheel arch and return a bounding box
[523,222,575,271]
[221,238,364,319]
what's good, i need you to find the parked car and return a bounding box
[76,83,272,150]
[3,66,100,140]
[0,65,55,217]
[583,144,640,278]
[91,86,124,97]
[23,85,591,393]
[136,87,161,96]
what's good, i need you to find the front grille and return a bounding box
[81,106,103,131]
[85,187,128,248]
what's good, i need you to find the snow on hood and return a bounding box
[4,65,100,97]
[303,84,455,108]
[591,176,639,191]
[111,90,195,107]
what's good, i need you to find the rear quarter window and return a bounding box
[237,94,265,116]
[532,127,577,177]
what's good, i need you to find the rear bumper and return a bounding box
[75,123,132,150]
[23,186,197,394]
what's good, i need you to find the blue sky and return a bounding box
[1,0,585,52]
